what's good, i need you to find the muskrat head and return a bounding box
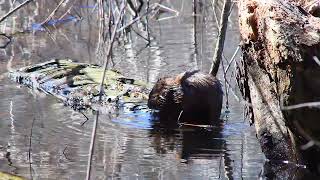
[148,77,183,111]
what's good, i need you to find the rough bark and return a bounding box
[238,0,320,172]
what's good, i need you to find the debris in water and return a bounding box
[8,59,150,112]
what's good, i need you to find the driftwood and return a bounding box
[238,0,320,175]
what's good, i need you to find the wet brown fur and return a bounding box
[148,71,223,124]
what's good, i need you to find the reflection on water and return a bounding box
[0,0,273,179]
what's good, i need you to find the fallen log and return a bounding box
[237,0,320,175]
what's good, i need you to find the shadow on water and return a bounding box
[148,111,234,179]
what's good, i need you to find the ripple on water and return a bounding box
[112,110,153,130]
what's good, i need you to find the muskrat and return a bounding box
[148,70,223,124]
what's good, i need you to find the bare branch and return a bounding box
[0,0,33,24]
[41,0,66,25]
[313,56,320,66]
[210,0,232,76]
[28,117,35,179]
[280,96,320,110]
[85,1,127,180]
[117,3,157,32]
[292,120,320,149]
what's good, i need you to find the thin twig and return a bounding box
[80,111,90,126]
[224,46,240,74]
[146,0,151,44]
[156,15,179,21]
[178,123,212,128]
[292,120,320,149]
[99,4,127,92]
[0,34,12,48]
[28,118,35,161]
[98,0,106,41]
[41,0,66,25]
[57,1,77,21]
[63,146,72,160]
[212,0,220,29]
[96,0,105,59]
[280,96,320,149]
[280,96,320,110]
[313,56,320,66]
[221,56,229,109]
[281,101,320,110]
[131,27,149,41]
[177,110,184,124]
[28,117,35,180]
[0,0,33,24]
[155,3,179,14]
[117,3,156,32]
[85,1,127,180]
[86,111,99,180]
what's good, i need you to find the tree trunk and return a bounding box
[237,0,320,174]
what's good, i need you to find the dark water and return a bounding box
[0,0,267,179]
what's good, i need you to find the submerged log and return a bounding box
[238,0,320,174]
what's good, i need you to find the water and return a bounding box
[0,0,267,179]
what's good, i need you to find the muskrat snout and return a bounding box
[147,93,164,110]
[147,77,179,110]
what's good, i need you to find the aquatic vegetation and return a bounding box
[0,171,24,180]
